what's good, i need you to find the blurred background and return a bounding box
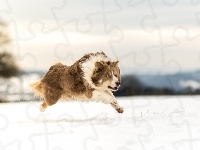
[1,0,200,102]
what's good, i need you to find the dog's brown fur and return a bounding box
[30,52,123,113]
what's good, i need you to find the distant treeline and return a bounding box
[113,75,200,96]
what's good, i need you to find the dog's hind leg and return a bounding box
[40,101,48,112]
[39,87,62,112]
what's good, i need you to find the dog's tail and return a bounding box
[30,80,44,98]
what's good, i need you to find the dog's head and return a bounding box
[91,60,121,91]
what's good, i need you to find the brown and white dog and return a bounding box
[30,51,123,113]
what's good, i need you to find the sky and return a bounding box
[1,0,200,74]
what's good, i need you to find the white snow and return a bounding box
[0,96,200,150]
[0,74,40,102]
[179,80,200,90]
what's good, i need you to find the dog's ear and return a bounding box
[107,61,111,65]
[111,60,119,67]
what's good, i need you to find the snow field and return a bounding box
[0,96,200,150]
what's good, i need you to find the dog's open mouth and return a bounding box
[108,86,119,91]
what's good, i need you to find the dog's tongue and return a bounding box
[108,86,118,91]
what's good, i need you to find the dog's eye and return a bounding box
[114,74,117,77]
[98,68,102,72]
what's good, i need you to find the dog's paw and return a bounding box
[116,107,124,113]
[39,105,46,112]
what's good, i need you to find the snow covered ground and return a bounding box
[0,96,200,150]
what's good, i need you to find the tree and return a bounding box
[114,75,144,96]
[0,51,20,78]
[0,19,20,78]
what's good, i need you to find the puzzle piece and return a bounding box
[0,140,22,150]
[0,113,9,131]
[1,0,200,150]
[0,0,12,15]
[138,1,200,149]
[139,0,200,71]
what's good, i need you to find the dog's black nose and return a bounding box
[115,81,120,86]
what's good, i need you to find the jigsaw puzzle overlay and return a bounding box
[0,0,200,150]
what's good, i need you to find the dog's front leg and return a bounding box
[110,101,124,113]
[106,90,124,113]
[92,90,124,113]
